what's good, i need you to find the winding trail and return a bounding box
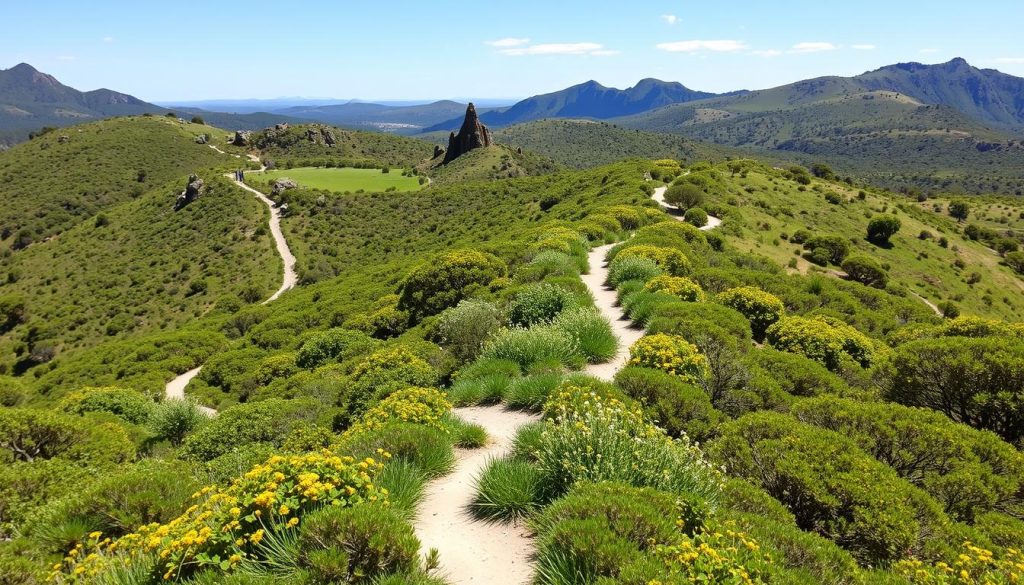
[414,406,540,584]
[651,186,723,230]
[163,151,297,407]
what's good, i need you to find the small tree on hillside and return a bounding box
[664,183,704,211]
[809,162,835,180]
[1005,251,1024,275]
[867,214,901,245]
[190,116,204,125]
[842,255,888,288]
[949,201,970,222]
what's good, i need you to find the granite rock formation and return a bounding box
[442,103,492,164]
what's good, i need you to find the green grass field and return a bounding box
[253,166,425,193]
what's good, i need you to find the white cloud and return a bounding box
[102,36,114,43]
[790,42,837,53]
[852,44,876,50]
[919,48,939,54]
[498,42,617,56]
[993,57,1024,64]
[656,39,748,53]
[661,14,679,25]
[57,55,76,61]
[752,49,783,58]
[486,37,530,48]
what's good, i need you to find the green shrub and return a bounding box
[664,183,705,211]
[0,458,93,540]
[614,366,721,442]
[744,349,848,397]
[296,328,375,369]
[508,283,577,327]
[298,504,420,583]
[766,315,878,371]
[628,333,709,384]
[536,385,721,500]
[792,395,1024,522]
[708,411,946,565]
[446,416,488,448]
[614,245,692,276]
[471,457,546,521]
[803,235,850,265]
[180,399,319,461]
[642,275,705,302]
[877,336,1024,443]
[552,307,617,363]
[719,477,796,526]
[398,249,506,321]
[867,214,901,245]
[348,346,438,404]
[0,408,134,465]
[455,357,521,381]
[716,286,785,341]
[431,299,503,363]
[683,207,709,228]
[481,326,585,371]
[336,422,455,478]
[622,291,679,327]
[842,255,888,288]
[646,301,751,343]
[606,255,662,288]
[446,373,511,406]
[58,386,154,425]
[150,398,207,446]
[975,512,1024,549]
[505,372,564,411]
[0,376,26,407]
[376,459,427,520]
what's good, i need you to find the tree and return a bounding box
[1006,251,1024,275]
[803,235,850,265]
[949,201,970,221]
[809,162,835,180]
[683,207,708,228]
[663,183,704,211]
[842,255,888,288]
[189,115,204,125]
[866,214,901,245]
[878,337,1024,443]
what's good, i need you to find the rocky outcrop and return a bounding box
[175,174,204,210]
[57,135,69,143]
[433,145,446,159]
[274,123,289,131]
[305,125,338,146]
[442,103,492,164]
[271,178,298,196]
[194,134,207,144]
[232,130,251,146]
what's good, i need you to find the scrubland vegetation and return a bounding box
[1,115,1023,584]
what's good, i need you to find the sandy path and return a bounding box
[911,291,943,316]
[414,406,540,584]
[650,186,722,231]
[582,243,646,381]
[164,152,297,407]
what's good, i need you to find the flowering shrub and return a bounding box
[349,346,437,396]
[895,542,1024,584]
[615,245,692,276]
[643,275,706,302]
[629,333,709,384]
[765,315,878,370]
[715,287,784,340]
[397,249,507,320]
[647,524,772,585]
[54,451,387,583]
[342,387,452,438]
[536,384,721,500]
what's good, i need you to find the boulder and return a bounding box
[271,178,298,196]
[442,103,493,164]
[274,123,290,131]
[433,145,446,158]
[232,130,251,146]
[175,174,204,210]
[322,128,337,146]
[516,146,523,155]
[305,128,320,143]
[57,135,70,144]
[194,134,207,144]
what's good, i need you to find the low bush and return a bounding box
[471,457,546,521]
[684,207,709,228]
[430,299,503,363]
[766,315,878,371]
[642,275,705,302]
[398,248,507,321]
[336,421,455,478]
[622,290,679,327]
[614,366,721,442]
[508,283,577,327]
[298,503,420,583]
[58,386,154,425]
[716,286,785,341]
[606,255,662,288]
[180,399,320,461]
[343,387,452,439]
[628,333,709,384]
[446,373,512,406]
[744,348,848,397]
[296,328,375,369]
[480,326,585,371]
[551,307,617,363]
[614,245,692,276]
[505,372,564,411]
[150,398,207,446]
[842,255,888,288]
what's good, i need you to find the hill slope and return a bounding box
[0,116,238,247]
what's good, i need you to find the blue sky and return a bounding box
[3,0,1023,101]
